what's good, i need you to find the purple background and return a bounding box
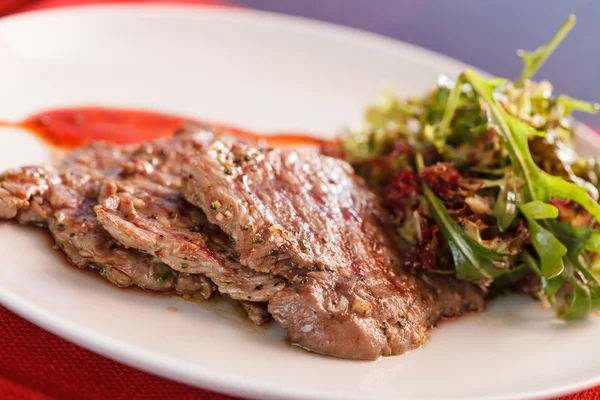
[237,0,600,125]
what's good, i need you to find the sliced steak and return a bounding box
[0,140,214,298]
[269,271,482,360]
[182,141,484,359]
[94,134,284,302]
[47,168,213,296]
[95,181,284,301]
[0,166,59,223]
[240,301,270,326]
[181,140,396,278]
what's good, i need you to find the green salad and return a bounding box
[334,15,600,319]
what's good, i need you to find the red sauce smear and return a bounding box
[0,106,332,149]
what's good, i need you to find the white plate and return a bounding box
[1,5,599,400]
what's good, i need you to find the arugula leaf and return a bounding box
[544,221,590,264]
[585,231,600,252]
[526,250,595,320]
[463,72,536,190]
[518,200,558,219]
[542,275,565,297]
[516,14,576,86]
[488,263,529,294]
[590,285,600,311]
[547,219,600,253]
[518,202,566,278]
[462,220,524,255]
[492,171,519,232]
[535,170,600,222]
[559,253,598,320]
[470,123,489,134]
[561,278,592,320]
[464,69,600,223]
[520,250,562,313]
[557,95,600,115]
[421,180,509,282]
[543,220,600,317]
[436,76,464,148]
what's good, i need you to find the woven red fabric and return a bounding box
[0,1,599,399]
[1,0,235,15]
[0,307,242,400]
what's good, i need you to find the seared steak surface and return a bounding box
[269,271,482,360]
[94,135,284,303]
[0,166,60,223]
[2,130,486,356]
[181,140,384,278]
[0,138,215,296]
[182,141,484,359]
[0,131,284,324]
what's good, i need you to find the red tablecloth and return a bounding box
[0,1,599,399]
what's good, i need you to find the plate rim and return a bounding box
[1,4,599,400]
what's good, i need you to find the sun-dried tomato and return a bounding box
[381,168,420,200]
[419,162,462,195]
[404,211,440,270]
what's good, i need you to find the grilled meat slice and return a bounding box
[2,129,487,348]
[0,140,215,298]
[239,301,270,326]
[47,168,214,295]
[95,180,285,301]
[269,271,483,360]
[182,141,485,359]
[181,140,400,278]
[0,166,59,223]
[93,133,284,303]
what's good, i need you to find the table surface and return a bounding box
[238,0,600,126]
[0,1,598,400]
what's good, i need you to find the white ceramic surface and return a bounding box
[0,5,599,400]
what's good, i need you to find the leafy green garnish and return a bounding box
[518,200,559,219]
[557,95,600,115]
[535,168,600,221]
[341,14,600,319]
[544,220,600,318]
[560,279,592,320]
[516,14,576,86]
[467,66,600,316]
[547,220,600,259]
[518,201,566,278]
[159,271,172,282]
[492,170,520,232]
[435,76,464,149]
[489,263,529,293]
[464,69,600,222]
[417,152,509,282]
[299,238,311,254]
